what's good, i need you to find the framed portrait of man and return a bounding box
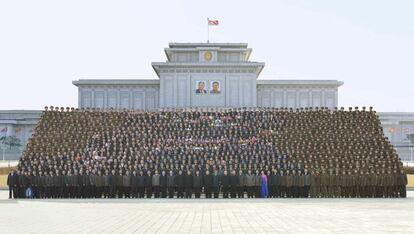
[210,81,221,94]
[195,81,207,94]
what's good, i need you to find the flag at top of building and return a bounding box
[208,18,219,26]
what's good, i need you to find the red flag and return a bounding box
[15,128,22,133]
[208,19,219,26]
[388,128,396,133]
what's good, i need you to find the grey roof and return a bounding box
[0,110,42,114]
[72,79,160,86]
[257,80,344,86]
[168,42,248,48]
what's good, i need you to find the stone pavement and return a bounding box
[0,190,413,234]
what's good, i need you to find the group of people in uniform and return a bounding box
[8,106,407,199]
[8,169,311,199]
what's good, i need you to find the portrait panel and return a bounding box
[195,81,207,94]
[210,81,221,94]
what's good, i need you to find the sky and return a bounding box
[0,0,413,111]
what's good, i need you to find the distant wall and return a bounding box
[256,80,342,109]
[73,80,160,110]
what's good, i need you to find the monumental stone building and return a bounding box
[73,43,343,110]
[0,42,413,161]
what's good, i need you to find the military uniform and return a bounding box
[167,172,176,198]
[193,173,203,198]
[184,171,193,198]
[221,172,230,198]
[246,173,255,198]
[203,172,213,198]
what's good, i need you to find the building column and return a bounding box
[335,89,339,107]
[159,78,164,108]
[78,88,82,108]
[129,89,133,109]
[6,124,14,137]
[309,89,313,107]
[143,91,147,110]
[104,88,108,109]
[117,89,121,109]
[270,88,275,107]
[322,89,326,107]
[295,89,299,109]
[91,89,95,108]
[251,78,257,107]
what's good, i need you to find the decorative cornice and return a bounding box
[165,48,251,52]
[168,43,248,48]
[152,62,264,67]
[164,48,252,62]
[152,62,265,77]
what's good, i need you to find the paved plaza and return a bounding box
[0,191,413,234]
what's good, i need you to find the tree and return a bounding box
[0,136,22,149]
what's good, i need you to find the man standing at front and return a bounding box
[203,170,213,198]
[7,170,16,199]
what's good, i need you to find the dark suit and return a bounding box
[137,176,145,198]
[184,174,193,198]
[116,175,123,198]
[144,175,152,198]
[212,175,220,198]
[131,175,139,198]
[193,175,203,198]
[167,175,176,198]
[203,174,213,198]
[108,174,116,198]
[230,175,238,198]
[221,175,230,198]
[176,174,185,198]
[160,175,168,198]
[7,172,14,199]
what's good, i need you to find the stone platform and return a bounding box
[0,191,413,233]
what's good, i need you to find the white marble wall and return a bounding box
[79,85,160,110]
[256,82,340,109]
[0,110,41,160]
[159,73,257,108]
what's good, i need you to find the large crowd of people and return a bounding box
[8,106,407,199]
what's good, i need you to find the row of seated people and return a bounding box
[8,168,407,199]
[14,106,406,199]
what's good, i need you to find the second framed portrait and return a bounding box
[210,81,221,94]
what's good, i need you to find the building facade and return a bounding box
[73,43,343,110]
[0,110,41,160]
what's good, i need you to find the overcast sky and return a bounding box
[0,0,413,111]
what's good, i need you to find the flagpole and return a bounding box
[207,18,209,43]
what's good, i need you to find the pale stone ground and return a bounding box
[0,191,413,234]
